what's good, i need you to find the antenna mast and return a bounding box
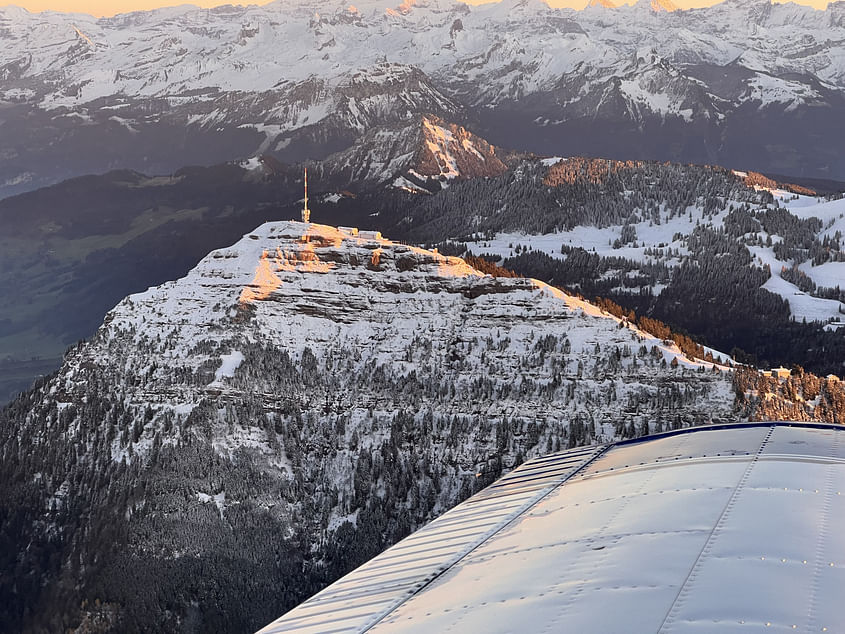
[302,167,311,224]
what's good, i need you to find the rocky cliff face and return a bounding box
[0,221,740,632]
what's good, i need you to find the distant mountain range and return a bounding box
[2,0,845,198]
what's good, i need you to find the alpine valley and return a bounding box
[2,220,843,632]
[2,0,845,198]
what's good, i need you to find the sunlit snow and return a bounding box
[465,187,845,326]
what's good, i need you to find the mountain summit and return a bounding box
[320,114,509,191]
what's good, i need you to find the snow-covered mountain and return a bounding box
[2,0,844,197]
[56,220,739,434]
[0,219,753,631]
[3,0,841,111]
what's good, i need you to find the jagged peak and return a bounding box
[343,61,428,86]
[317,114,508,190]
[0,5,34,19]
[631,46,664,65]
[477,0,551,17]
[586,0,617,8]
[629,0,679,11]
[413,114,508,181]
[715,0,772,6]
[651,0,679,10]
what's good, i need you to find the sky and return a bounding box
[3,0,831,16]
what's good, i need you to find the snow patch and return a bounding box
[196,491,226,520]
[240,156,263,171]
[541,157,566,167]
[213,351,244,384]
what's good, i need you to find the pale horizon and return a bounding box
[1,0,833,18]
